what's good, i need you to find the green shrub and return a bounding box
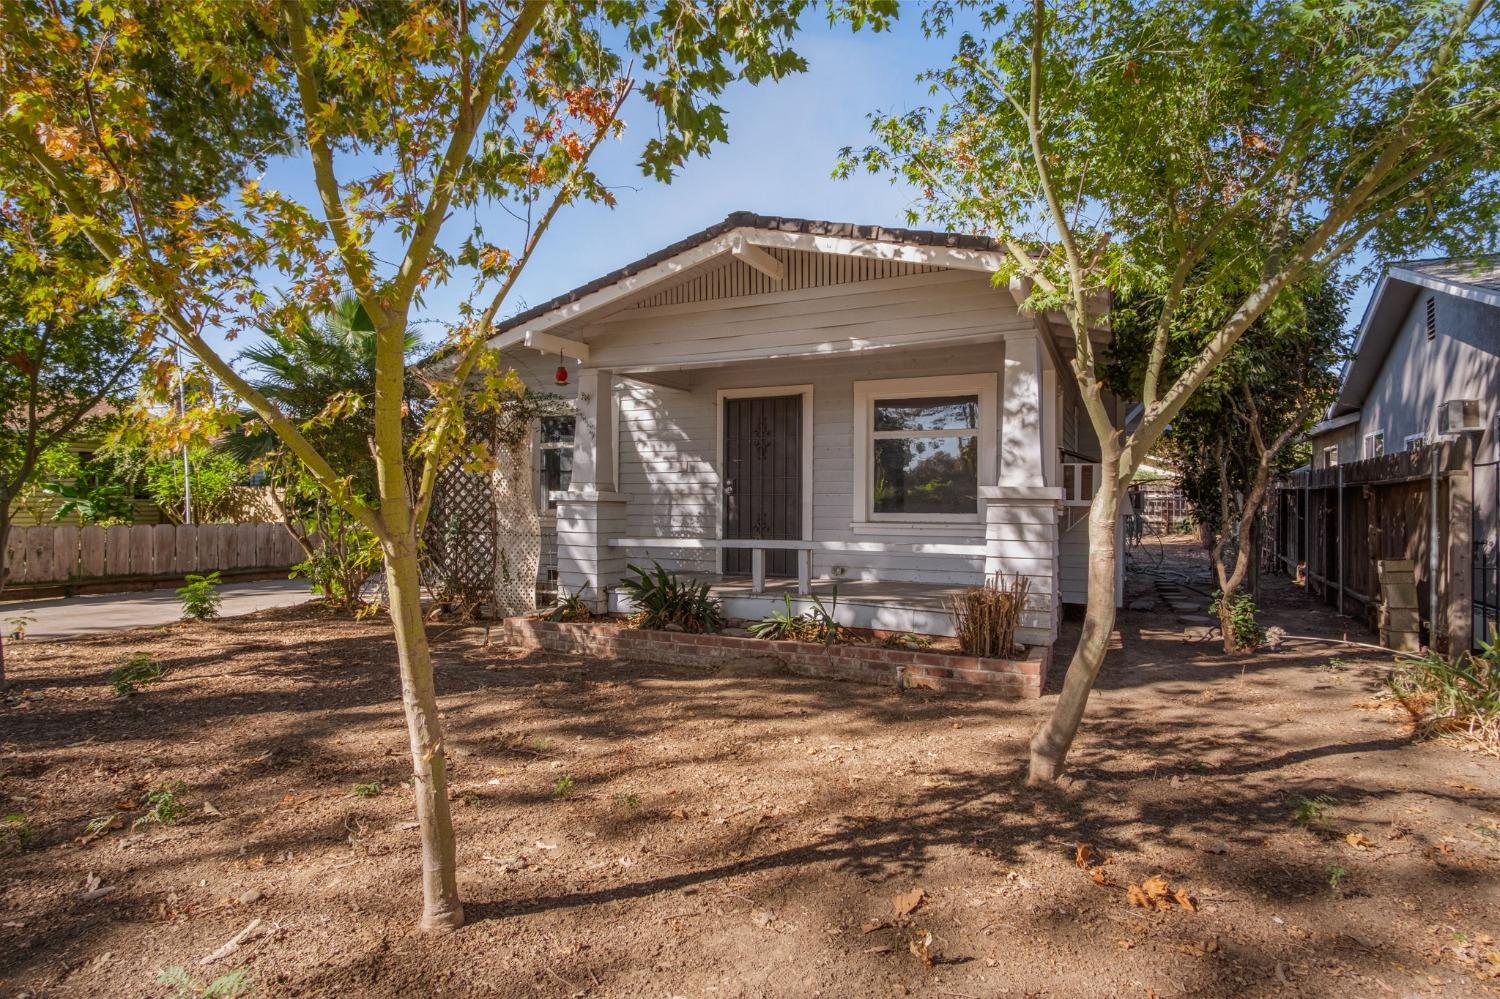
[547,587,591,622]
[159,965,252,999]
[107,653,164,696]
[0,814,33,853]
[1388,637,1500,751]
[178,572,223,621]
[352,781,382,799]
[134,780,188,828]
[1291,793,1336,829]
[552,774,575,799]
[619,562,723,634]
[748,593,821,642]
[1209,590,1263,651]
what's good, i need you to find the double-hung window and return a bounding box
[1364,431,1384,459]
[853,373,997,525]
[539,416,574,510]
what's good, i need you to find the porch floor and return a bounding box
[611,574,969,637]
[702,575,966,610]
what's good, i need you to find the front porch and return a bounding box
[614,564,972,637]
[465,215,1124,647]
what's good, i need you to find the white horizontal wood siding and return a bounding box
[581,269,1030,369]
[614,343,1011,586]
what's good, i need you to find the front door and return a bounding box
[722,395,802,576]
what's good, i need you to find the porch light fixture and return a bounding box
[554,350,569,386]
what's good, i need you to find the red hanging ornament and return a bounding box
[554,349,569,386]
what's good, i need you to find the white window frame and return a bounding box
[852,373,998,527]
[537,414,576,513]
[1364,431,1384,459]
[1322,445,1339,468]
[1404,433,1427,452]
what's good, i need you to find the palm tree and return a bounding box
[229,297,418,608]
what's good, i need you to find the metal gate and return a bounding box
[1476,457,1499,648]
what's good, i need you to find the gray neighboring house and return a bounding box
[1308,256,1500,466]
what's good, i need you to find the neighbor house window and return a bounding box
[539,415,574,510]
[1322,445,1339,468]
[1404,433,1427,452]
[1364,432,1384,459]
[853,374,997,524]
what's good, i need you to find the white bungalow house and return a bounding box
[479,213,1120,651]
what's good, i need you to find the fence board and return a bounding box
[3,527,25,587]
[130,526,155,577]
[51,525,79,582]
[79,527,106,578]
[152,524,176,577]
[105,525,130,576]
[175,524,198,574]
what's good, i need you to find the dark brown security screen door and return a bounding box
[722,395,802,576]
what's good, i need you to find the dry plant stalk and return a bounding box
[950,573,1031,658]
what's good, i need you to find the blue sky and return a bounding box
[221,16,1381,366]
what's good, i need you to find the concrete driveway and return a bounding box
[1,579,314,641]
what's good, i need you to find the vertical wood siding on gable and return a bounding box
[626,247,943,310]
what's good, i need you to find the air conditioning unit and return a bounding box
[1441,398,1482,434]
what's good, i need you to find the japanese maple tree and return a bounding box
[845,0,1499,782]
[0,0,894,929]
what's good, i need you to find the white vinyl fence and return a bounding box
[2,523,301,587]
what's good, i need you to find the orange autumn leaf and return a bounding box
[1142,874,1171,900]
[1174,888,1197,912]
[1075,842,1095,869]
[1089,866,1111,887]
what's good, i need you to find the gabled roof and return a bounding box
[1330,254,1500,417]
[490,211,1006,338]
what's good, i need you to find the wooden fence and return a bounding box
[1269,438,1482,654]
[2,522,302,589]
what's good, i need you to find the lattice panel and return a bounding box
[424,455,500,613]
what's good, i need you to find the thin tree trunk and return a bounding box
[1214,458,1273,654]
[1028,460,1121,783]
[0,512,10,690]
[382,534,464,931]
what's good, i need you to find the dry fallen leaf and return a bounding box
[1075,842,1096,869]
[861,919,885,934]
[908,929,937,966]
[891,887,926,918]
[1174,888,1197,912]
[1127,883,1151,909]
[1142,874,1171,900]
[1088,866,1111,887]
[1345,832,1375,850]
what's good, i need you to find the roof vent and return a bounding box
[1441,399,1481,434]
[1425,296,1437,341]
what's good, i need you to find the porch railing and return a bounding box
[606,537,986,596]
[1061,462,1102,507]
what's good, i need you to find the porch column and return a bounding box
[986,333,1064,647]
[1000,332,1049,487]
[556,368,626,613]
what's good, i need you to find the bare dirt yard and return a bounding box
[2,537,1498,998]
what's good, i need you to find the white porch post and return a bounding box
[984,332,1064,647]
[556,368,626,613]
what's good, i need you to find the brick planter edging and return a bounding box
[499,618,1046,698]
